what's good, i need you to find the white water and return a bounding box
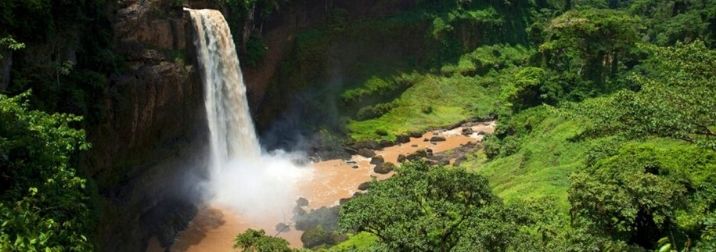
[186,9,309,219]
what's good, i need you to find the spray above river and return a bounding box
[186,8,309,220]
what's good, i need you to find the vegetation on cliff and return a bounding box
[245,0,716,251]
[0,92,91,250]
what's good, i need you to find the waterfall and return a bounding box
[186,9,261,177]
[186,8,309,218]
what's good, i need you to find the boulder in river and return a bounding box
[276,223,290,233]
[374,162,395,174]
[294,205,307,216]
[344,147,358,155]
[430,136,446,142]
[370,155,385,165]
[396,135,410,144]
[357,148,376,158]
[379,139,393,147]
[409,131,423,138]
[461,127,474,136]
[296,197,309,207]
[397,154,407,163]
[357,181,371,191]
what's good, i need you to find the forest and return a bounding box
[1,0,715,251]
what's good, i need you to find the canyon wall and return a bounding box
[84,0,207,250]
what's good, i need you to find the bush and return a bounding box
[355,102,396,120]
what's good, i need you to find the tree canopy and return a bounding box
[0,92,91,251]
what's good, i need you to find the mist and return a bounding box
[208,150,312,221]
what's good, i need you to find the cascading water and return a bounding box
[186,8,308,218]
[187,9,261,176]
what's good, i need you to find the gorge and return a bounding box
[1,0,714,251]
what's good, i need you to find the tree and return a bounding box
[0,91,91,251]
[569,141,716,249]
[580,41,716,147]
[339,161,535,251]
[234,229,293,252]
[540,9,641,92]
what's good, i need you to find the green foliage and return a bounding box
[540,8,642,94]
[243,35,268,67]
[465,106,592,210]
[355,102,397,120]
[464,40,716,250]
[629,0,716,46]
[327,232,379,251]
[0,35,25,59]
[301,225,345,249]
[0,92,91,251]
[234,228,294,252]
[440,44,533,77]
[347,73,499,141]
[580,41,716,147]
[339,161,544,251]
[569,139,716,249]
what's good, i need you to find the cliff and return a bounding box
[83,0,207,250]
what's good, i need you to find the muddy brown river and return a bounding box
[147,121,495,251]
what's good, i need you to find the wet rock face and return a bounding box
[86,0,210,251]
[115,0,186,51]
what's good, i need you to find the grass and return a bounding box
[326,232,378,251]
[347,74,499,141]
[460,106,596,211]
[344,44,533,142]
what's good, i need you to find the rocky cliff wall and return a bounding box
[242,0,418,112]
[84,0,209,251]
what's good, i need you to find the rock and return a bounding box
[352,165,359,169]
[454,156,467,166]
[374,162,395,174]
[379,139,393,147]
[411,144,418,147]
[357,181,371,191]
[461,127,474,136]
[344,147,358,155]
[276,223,290,233]
[294,205,307,216]
[426,148,433,156]
[370,155,384,165]
[430,136,446,142]
[297,197,309,207]
[395,135,410,144]
[423,138,429,142]
[353,141,381,150]
[346,160,357,164]
[357,148,376,158]
[397,154,407,163]
[409,131,423,138]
